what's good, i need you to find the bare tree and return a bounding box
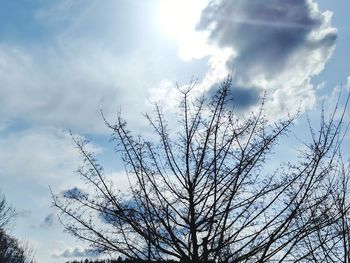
[0,193,35,263]
[299,158,350,263]
[0,230,35,263]
[0,193,15,230]
[53,77,350,262]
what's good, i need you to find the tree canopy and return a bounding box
[54,78,350,262]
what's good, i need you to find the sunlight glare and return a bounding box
[158,0,207,39]
[157,0,212,61]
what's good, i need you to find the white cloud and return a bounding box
[347,76,350,89]
[148,79,180,111]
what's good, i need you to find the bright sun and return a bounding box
[157,0,207,39]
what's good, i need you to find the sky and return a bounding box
[0,0,349,262]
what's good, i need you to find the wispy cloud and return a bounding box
[0,43,152,133]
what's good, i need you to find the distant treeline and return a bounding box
[66,259,179,263]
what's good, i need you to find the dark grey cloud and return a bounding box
[208,83,261,110]
[198,0,336,80]
[231,86,261,110]
[61,187,88,200]
[99,199,139,225]
[196,0,337,114]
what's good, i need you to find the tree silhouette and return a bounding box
[0,193,35,263]
[0,192,15,230]
[53,77,350,262]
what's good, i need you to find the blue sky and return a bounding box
[0,1,349,262]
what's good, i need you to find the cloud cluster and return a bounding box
[188,0,337,115]
[54,246,100,259]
